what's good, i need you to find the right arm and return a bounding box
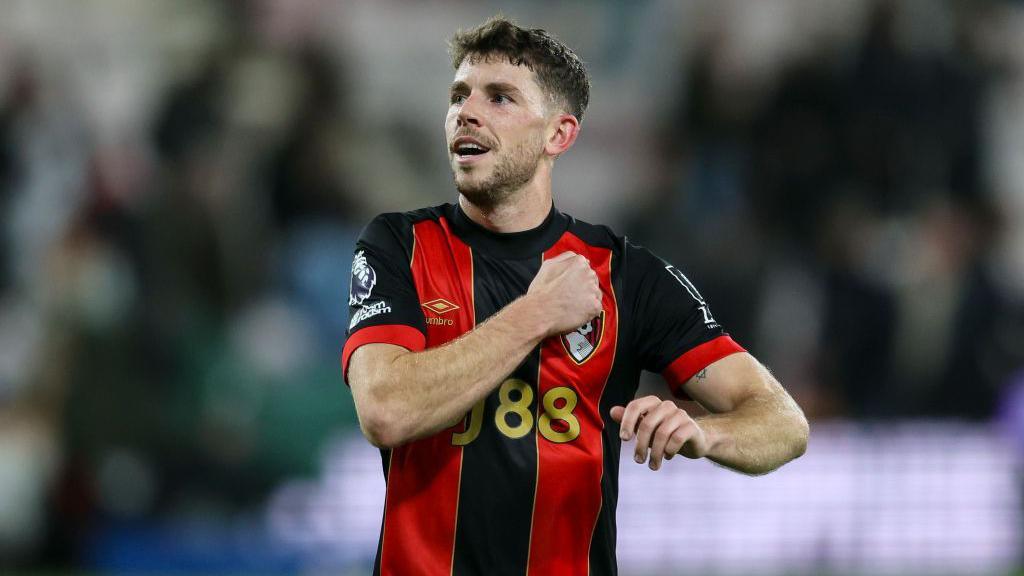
[348,251,602,449]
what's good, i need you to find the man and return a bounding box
[342,17,808,576]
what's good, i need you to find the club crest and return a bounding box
[349,250,377,306]
[560,311,605,365]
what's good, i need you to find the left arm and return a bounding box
[611,352,808,475]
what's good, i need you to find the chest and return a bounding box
[410,222,620,388]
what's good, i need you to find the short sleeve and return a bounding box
[627,241,745,398]
[341,214,427,383]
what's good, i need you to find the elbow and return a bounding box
[356,400,413,449]
[358,407,409,449]
[360,416,403,449]
[351,377,413,449]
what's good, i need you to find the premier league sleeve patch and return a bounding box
[349,250,377,306]
[348,250,393,330]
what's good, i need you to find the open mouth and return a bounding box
[456,144,489,156]
[452,137,492,163]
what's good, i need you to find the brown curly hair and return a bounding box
[449,16,591,122]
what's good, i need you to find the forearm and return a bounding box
[696,389,809,475]
[358,295,547,445]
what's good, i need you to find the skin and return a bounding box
[347,55,809,475]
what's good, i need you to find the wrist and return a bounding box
[695,415,727,457]
[506,294,551,342]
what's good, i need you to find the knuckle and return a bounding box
[671,430,690,443]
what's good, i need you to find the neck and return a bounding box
[459,175,552,233]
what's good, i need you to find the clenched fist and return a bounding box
[610,396,711,471]
[525,251,603,337]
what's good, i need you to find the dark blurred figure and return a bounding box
[266,46,359,230]
[0,62,34,294]
[641,0,1002,419]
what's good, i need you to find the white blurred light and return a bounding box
[231,297,315,381]
[265,422,1021,576]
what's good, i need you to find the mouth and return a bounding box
[451,136,492,165]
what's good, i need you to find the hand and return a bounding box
[525,251,602,337]
[610,396,710,471]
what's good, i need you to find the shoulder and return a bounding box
[561,213,671,276]
[563,213,625,253]
[359,204,450,246]
[363,204,447,233]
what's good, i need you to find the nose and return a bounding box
[457,92,483,128]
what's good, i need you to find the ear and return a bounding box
[544,113,580,157]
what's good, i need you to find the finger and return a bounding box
[548,251,577,263]
[679,426,709,459]
[610,406,625,423]
[663,424,695,461]
[618,396,662,442]
[618,396,659,441]
[633,401,679,465]
[649,413,691,470]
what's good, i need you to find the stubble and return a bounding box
[453,133,544,209]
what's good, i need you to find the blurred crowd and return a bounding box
[634,0,1024,421]
[0,0,1022,571]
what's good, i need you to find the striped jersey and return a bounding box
[341,202,745,575]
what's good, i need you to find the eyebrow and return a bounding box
[449,80,525,98]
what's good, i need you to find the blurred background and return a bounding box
[1,0,1023,574]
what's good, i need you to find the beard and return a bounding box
[453,134,544,209]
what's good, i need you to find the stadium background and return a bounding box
[1,0,1023,574]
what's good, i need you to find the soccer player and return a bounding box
[342,17,809,576]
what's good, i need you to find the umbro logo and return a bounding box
[422,298,459,326]
[422,298,460,315]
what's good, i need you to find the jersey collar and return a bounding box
[448,201,570,260]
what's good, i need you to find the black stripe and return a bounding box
[373,448,391,575]
[452,252,541,576]
[589,249,637,576]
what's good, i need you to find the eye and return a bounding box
[450,93,466,105]
[492,93,513,104]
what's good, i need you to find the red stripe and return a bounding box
[527,234,617,576]
[378,217,474,576]
[663,335,746,399]
[341,324,426,385]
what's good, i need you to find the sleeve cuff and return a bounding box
[662,335,746,399]
[341,324,426,385]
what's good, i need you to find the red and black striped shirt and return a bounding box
[342,202,744,575]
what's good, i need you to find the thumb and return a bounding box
[610,406,625,422]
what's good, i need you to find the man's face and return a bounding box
[445,56,551,206]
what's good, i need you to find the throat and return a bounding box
[458,193,552,233]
